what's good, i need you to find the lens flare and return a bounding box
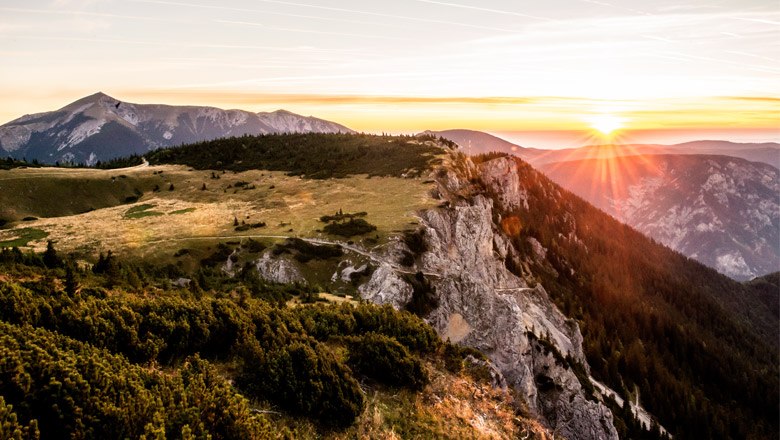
[588,114,625,136]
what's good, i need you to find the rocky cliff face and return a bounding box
[359,155,619,439]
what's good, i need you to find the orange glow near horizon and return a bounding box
[2,91,777,149]
[539,142,665,220]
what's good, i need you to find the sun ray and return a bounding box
[587,114,625,136]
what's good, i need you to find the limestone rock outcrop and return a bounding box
[359,156,618,439]
[254,251,305,284]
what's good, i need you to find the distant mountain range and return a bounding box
[0,92,353,165]
[430,129,780,168]
[540,154,779,280]
[434,129,780,280]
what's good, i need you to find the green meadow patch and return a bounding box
[0,228,48,247]
[169,207,196,215]
[124,204,164,219]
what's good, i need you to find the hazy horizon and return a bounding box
[3,90,779,150]
[495,128,780,149]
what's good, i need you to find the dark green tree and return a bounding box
[42,241,61,269]
[65,263,78,296]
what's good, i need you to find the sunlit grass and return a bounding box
[124,204,164,219]
[169,207,196,215]
[0,228,48,248]
[3,165,437,261]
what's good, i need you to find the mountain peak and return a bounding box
[1,94,354,164]
[90,91,110,98]
[60,91,118,111]
[82,91,116,103]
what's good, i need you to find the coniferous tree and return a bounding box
[65,263,78,296]
[42,240,61,268]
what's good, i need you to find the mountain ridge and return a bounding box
[432,128,780,168]
[0,92,354,165]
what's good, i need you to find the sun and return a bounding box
[588,114,624,136]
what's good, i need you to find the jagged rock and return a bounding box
[333,263,368,283]
[254,251,305,284]
[478,157,529,211]
[358,263,412,309]
[223,250,238,274]
[464,354,508,389]
[172,277,191,288]
[527,237,547,261]
[359,157,618,440]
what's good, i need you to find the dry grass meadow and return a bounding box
[0,164,438,262]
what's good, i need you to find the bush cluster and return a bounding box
[0,250,449,435]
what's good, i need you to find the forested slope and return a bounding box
[468,154,778,439]
[0,246,529,439]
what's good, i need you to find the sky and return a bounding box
[1,0,779,148]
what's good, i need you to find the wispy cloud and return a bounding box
[409,0,552,21]
[572,0,652,16]
[166,72,471,89]
[113,91,780,110]
[0,6,181,23]
[124,0,400,29]
[50,0,105,6]
[725,50,778,62]
[2,0,778,138]
[729,17,780,26]
[655,50,780,74]
[722,96,780,103]
[214,19,410,41]
[129,0,521,33]
[0,22,34,33]
[122,91,547,105]
[11,35,369,54]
